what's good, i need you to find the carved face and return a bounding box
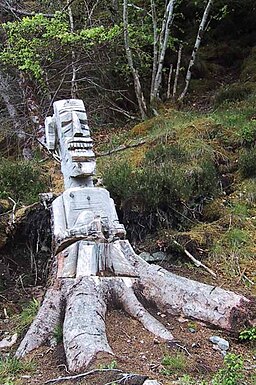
[50,99,96,181]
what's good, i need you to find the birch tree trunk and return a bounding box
[123,0,147,120]
[179,0,213,101]
[67,0,78,99]
[0,69,26,140]
[172,44,182,99]
[150,0,176,102]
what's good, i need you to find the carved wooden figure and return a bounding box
[16,99,255,373]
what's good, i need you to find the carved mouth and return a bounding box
[68,141,93,151]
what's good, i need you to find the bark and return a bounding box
[172,44,182,99]
[123,0,147,120]
[16,288,63,358]
[179,0,213,101]
[17,239,254,372]
[63,278,113,371]
[166,64,173,100]
[0,69,26,140]
[67,0,78,99]
[18,72,45,144]
[150,0,176,102]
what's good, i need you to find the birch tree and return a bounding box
[179,0,213,101]
[123,0,147,120]
[150,0,176,102]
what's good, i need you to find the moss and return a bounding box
[202,199,226,222]
[240,46,256,82]
[238,148,256,178]
[214,82,255,107]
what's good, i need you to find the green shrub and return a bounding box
[0,159,48,205]
[103,143,219,239]
[238,148,256,178]
[238,124,256,146]
[215,83,254,107]
[224,228,249,249]
[239,326,256,341]
[212,353,244,385]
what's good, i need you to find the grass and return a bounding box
[161,353,187,375]
[0,356,35,384]
[15,298,40,334]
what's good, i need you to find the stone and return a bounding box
[0,333,18,349]
[144,381,161,385]
[209,335,229,351]
[139,251,166,262]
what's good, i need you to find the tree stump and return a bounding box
[16,99,255,373]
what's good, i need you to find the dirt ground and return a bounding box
[0,262,255,385]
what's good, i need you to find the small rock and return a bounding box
[144,381,161,385]
[152,251,166,261]
[0,333,18,349]
[21,375,31,379]
[188,328,196,333]
[209,336,229,351]
[192,342,200,348]
[139,251,166,262]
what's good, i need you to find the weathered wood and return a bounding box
[16,289,63,358]
[119,240,252,331]
[110,278,174,340]
[62,278,113,371]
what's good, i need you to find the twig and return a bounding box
[237,267,246,283]
[0,1,55,17]
[96,139,146,157]
[175,342,191,356]
[172,240,216,278]
[44,368,124,384]
[244,275,255,285]
[8,196,16,224]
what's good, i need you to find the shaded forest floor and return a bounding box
[0,262,255,385]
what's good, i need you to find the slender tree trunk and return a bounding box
[18,72,45,142]
[151,0,176,102]
[166,64,173,99]
[150,0,158,101]
[123,0,147,120]
[0,69,26,140]
[67,0,78,98]
[179,0,213,101]
[172,44,182,99]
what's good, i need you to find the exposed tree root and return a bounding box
[16,240,254,372]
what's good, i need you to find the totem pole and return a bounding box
[16,99,253,373]
[45,99,126,277]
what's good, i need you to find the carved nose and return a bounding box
[74,127,83,137]
[72,111,84,137]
